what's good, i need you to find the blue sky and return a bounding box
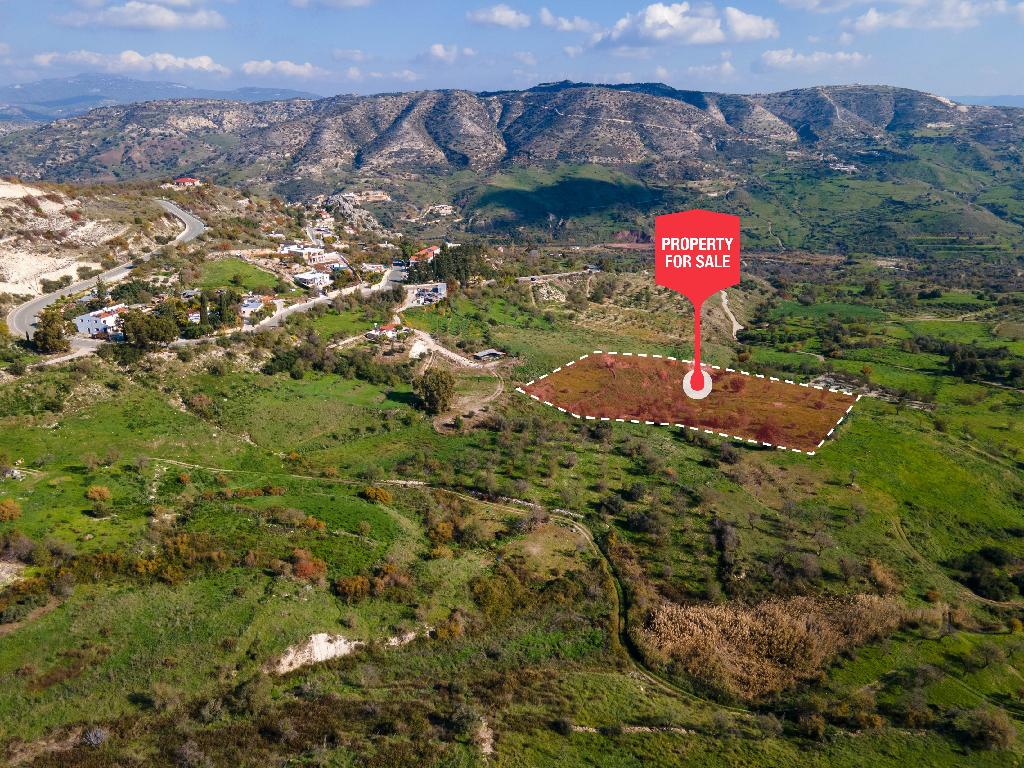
[1,1,1022,96]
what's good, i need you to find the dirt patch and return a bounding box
[267,628,422,675]
[521,352,858,453]
[0,560,26,588]
[5,727,83,767]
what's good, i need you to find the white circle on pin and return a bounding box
[682,369,712,400]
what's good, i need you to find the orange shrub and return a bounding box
[335,575,370,603]
[85,485,112,503]
[0,498,22,522]
[361,486,392,505]
[291,549,326,584]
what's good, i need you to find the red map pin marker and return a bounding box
[655,210,741,399]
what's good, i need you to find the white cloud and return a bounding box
[467,4,531,28]
[760,47,868,69]
[425,44,475,63]
[241,59,328,78]
[333,48,367,62]
[513,50,537,66]
[367,68,420,82]
[539,7,599,32]
[290,0,375,7]
[343,66,363,80]
[654,64,671,79]
[778,0,858,9]
[601,3,778,46]
[563,45,584,57]
[0,43,10,57]
[33,48,230,74]
[844,0,1016,31]
[605,3,726,45]
[58,1,226,30]
[724,6,779,40]
[687,58,736,78]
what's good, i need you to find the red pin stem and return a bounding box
[691,300,705,390]
[654,210,741,399]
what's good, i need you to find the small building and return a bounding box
[181,289,202,300]
[411,282,447,305]
[473,349,505,362]
[74,304,127,337]
[412,245,440,263]
[266,231,286,240]
[361,263,387,273]
[173,176,202,188]
[293,271,333,290]
[239,295,272,318]
[279,242,325,259]
[366,322,405,341]
[187,311,202,324]
[306,251,347,267]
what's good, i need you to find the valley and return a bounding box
[0,80,1023,767]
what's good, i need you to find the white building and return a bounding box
[278,242,325,258]
[240,295,271,318]
[306,251,348,267]
[361,263,387,273]
[74,304,127,337]
[294,271,333,290]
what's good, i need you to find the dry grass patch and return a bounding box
[636,595,906,701]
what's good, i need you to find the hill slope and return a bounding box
[1,82,1020,188]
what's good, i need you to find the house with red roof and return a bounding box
[411,245,440,263]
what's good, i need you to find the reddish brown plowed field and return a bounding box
[522,353,857,453]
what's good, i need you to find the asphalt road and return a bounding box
[6,198,205,340]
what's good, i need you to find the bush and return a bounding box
[85,485,112,503]
[551,718,573,736]
[361,486,393,505]
[334,575,370,604]
[954,707,1016,750]
[291,549,326,584]
[0,499,22,522]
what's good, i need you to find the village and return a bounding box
[63,177,455,348]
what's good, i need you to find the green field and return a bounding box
[197,257,283,292]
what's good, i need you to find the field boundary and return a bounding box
[515,351,862,457]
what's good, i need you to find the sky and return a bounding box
[0,0,1022,97]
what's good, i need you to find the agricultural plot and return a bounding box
[521,352,858,453]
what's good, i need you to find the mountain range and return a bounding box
[0,73,318,123]
[1,80,1022,251]
[1,81,1021,191]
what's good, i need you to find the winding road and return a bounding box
[6,199,205,342]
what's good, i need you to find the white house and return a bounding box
[361,263,387,273]
[278,242,325,259]
[173,176,202,188]
[74,304,127,337]
[294,271,333,290]
[239,295,271,318]
[306,251,348,267]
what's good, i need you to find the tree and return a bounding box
[33,307,71,354]
[955,707,1016,750]
[414,368,456,414]
[85,485,112,503]
[120,310,178,349]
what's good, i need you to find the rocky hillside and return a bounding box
[1,82,1021,197]
[0,181,175,297]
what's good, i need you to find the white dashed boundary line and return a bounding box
[515,350,863,457]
